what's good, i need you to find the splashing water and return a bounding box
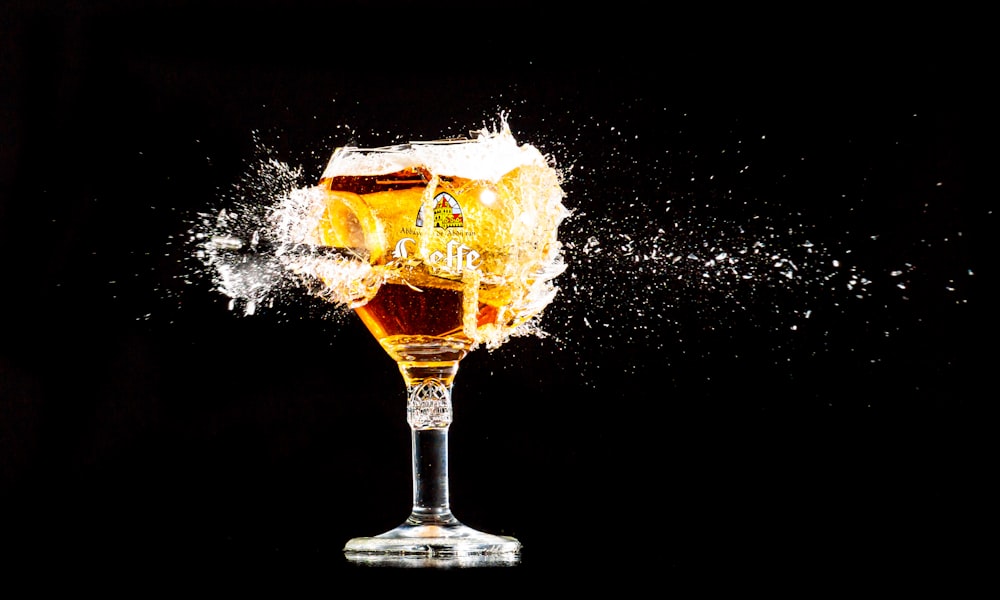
[193,117,571,350]
[191,157,321,318]
[185,113,974,392]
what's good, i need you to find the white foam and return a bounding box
[320,123,550,182]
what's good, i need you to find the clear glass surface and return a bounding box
[343,359,522,560]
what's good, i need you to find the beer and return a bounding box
[303,122,569,559]
[354,282,496,364]
[275,125,568,368]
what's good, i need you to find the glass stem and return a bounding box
[401,362,461,527]
[409,427,457,525]
[344,358,522,558]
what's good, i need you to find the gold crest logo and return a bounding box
[416,192,464,229]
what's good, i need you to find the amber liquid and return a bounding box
[310,158,563,366]
[318,169,500,364]
[322,170,428,194]
[354,282,500,364]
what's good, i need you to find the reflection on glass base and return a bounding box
[345,552,521,569]
[343,522,521,568]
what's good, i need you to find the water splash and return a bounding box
[183,113,974,393]
[191,118,572,343]
[189,155,355,321]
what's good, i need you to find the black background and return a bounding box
[1,0,989,591]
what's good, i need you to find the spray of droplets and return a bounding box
[190,118,573,347]
[183,112,973,389]
[189,154,356,322]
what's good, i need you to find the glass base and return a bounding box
[343,521,521,558]
[344,550,521,569]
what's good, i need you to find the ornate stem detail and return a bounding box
[406,379,453,429]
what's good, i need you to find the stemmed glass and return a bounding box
[271,123,568,564]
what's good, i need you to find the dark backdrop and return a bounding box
[1,0,988,591]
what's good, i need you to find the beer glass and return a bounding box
[275,124,568,563]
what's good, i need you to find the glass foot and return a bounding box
[344,550,520,568]
[344,521,521,559]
